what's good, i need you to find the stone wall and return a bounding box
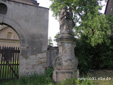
[0,0,49,56]
[0,39,20,47]
[19,52,47,76]
[105,0,113,16]
[11,0,38,6]
[0,0,48,76]
[0,26,20,47]
[0,26,19,40]
[47,46,58,68]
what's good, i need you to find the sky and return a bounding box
[37,0,106,46]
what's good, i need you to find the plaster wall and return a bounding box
[105,0,113,16]
[0,0,49,75]
[0,27,19,39]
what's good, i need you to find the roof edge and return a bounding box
[105,0,110,14]
[0,26,8,31]
[10,0,39,6]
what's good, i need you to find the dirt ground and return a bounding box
[89,70,113,78]
[84,70,113,85]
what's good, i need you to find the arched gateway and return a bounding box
[0,0,49,78]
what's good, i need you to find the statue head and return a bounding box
[62,6,67,11]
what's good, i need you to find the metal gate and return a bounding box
[0,47,20,81]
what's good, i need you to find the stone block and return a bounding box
[19,52,47,76]
[53,70,77,82]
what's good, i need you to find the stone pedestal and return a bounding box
[53,33,78,82]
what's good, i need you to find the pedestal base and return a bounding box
[53,33,78,82]
[53,70,77,82]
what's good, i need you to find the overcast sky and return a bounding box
[37,0,106,46]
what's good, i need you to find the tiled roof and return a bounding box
[0,26,8,31]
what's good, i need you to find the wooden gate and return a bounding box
[0,47,20,81]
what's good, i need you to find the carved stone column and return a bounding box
[53,6,78,82]
[53,33,78,82]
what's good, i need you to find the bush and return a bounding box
[45,67,54,78]
[56,78,93,85]
[75,35,113,74]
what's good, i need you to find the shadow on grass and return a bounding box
[0,74,53,85]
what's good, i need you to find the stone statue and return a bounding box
[59,6,75,35]
[53,6,78,82]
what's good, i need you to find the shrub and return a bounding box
[56,78,93,85]
[75,35,113,74]
[45,67,54,78]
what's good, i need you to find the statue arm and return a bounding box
[59,12,67,20]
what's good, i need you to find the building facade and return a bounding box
[105,0,113,15]
[0,0,49,76]
[0,25,20,47]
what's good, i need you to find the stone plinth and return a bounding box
[19,52,47,76]
[53,33,78,82]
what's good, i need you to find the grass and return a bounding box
[89,70,113,85]
[0,60,19,80]
[0,74,53,85]
[93,79,113,85]
[0,74,113,85]
[0,68,113,85]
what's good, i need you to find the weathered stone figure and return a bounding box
[59,6,75,35]
[53,6,78,82]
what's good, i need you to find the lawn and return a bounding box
[0,69,113,85]
[0,74,53,85]
[0,60,19,80]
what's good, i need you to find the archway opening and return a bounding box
[0,24,20,80]
[0,3,7,15]
[0,24,20,47]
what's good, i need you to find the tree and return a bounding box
[50,0,113,46]
[48,37,53,46]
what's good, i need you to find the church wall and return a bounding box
[0,0,49,76]
[0,27,19,39]
[105,0,113,16]
[0,26,20,47]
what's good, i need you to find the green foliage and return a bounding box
[50,0,113,46]
[0,74,53,85]
[48,37,53,46]
[50,0,113,74]
[0,74,113,85]
[75,35,93,74]
[56,78,93,85]
[45,67,54,78]
[54,33,59,39]
[0,75,94,85]
[0,61,19,79]
[75,35,113,74]
[54,32,59,42]
[79,14,111,46]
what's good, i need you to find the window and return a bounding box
[7,32,13,39]
[0,3,7,15]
